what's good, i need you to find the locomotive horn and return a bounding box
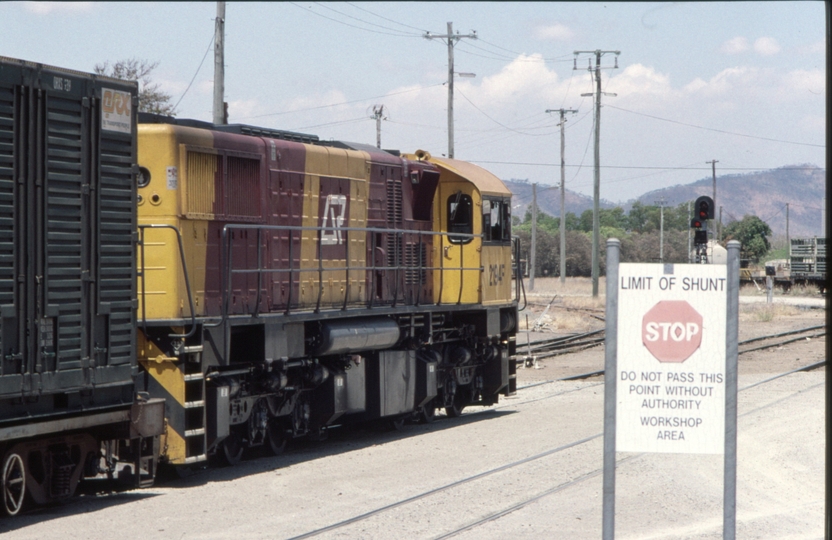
[415,149,431,161]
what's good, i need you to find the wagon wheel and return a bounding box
[2,452,26,516]
[217,432,244,467]
[267,420,288,456]
[389,415,406,431]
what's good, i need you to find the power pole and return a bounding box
[688,201,692,263]
[786,202,790,249]
[371,105,385,149]
[529,183,537,291]
[707,159,719,237]
[660,200,665,262]
[424,22,477,159]
[575,49,619,297]
[213,1,226,125]
[546,108,578,284]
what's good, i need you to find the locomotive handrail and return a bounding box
[512,235,528,311]
[212,223,486,326]
[137,224,198,339]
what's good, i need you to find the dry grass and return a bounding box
[521,277,817,330]
[739,303,801,323]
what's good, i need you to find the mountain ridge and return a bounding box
[504,164,825,238]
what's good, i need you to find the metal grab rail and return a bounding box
[214,223,488,326]
[137,224,198,339]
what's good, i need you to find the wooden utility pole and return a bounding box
[546,108,578,283]
[708,159,719,236]
[424,22,477,159]
[529,183,537,291]
[213,1,226,125]
[575,49,619,297]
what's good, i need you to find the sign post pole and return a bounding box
[724,240,740,539]
[602,239,620,540]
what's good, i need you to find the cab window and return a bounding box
[447,192,473,244]
[482,198,511,244]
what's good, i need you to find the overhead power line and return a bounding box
[240,83,444,120]
[288,2,421,37]
[606,104,824,148]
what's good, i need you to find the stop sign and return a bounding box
[642,300,703,363]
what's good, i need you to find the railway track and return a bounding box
[516,324,826,375]
[288,356,826,539]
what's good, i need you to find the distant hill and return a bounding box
[504,165,825,238]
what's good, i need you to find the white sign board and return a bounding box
[616,263,726,454]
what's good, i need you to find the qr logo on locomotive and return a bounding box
[101,88,132,134]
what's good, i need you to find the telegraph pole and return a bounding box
[424,22,477,159]
[786,203,790,248]
[656,197,666,262]
[530,183,537,291]
[371,105,385,148]
[546,108,578,283]
[688,201,692,263]
[575,49,619,297]
[708,159,719,236]
[213,1,226,125]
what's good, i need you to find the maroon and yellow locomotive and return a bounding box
[135,116,521,466]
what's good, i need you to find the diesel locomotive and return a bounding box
[1,54,521,515]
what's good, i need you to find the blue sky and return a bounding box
[1,1,825,203]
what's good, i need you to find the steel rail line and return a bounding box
[433,360,826,539]
[291,356,825,539]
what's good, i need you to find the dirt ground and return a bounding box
[516,277,827,384]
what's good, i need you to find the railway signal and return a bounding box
[695,195,714,220]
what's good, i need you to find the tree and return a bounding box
[95,59,176,115]
[722,215,772,262]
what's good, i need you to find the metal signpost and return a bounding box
[603,239,740,539]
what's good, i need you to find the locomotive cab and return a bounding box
[408,152,514,306]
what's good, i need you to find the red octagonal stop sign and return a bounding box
[642,300,703,363]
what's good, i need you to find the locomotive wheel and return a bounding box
[2,452,26,516]
[267,420,288,456]
[420,404,436,424]
[445,392,467,418]
[218,433,244,467]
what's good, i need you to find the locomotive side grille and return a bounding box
[386,177,403,268]
[45,94,84,369]
[186,151,220,217]
[225,156,260,219]
[386,177,402,226]
[98,118,136,366]
[404,242,427,285]
[185,151,261,221]
[0,86,14,310]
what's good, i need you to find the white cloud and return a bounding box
[227,99,262,123]
[477,54,561,103]
[533,23,575,42]
[781,69,825,97]
[720,37,749,55]
[24,2,92,14]
[754,37,781,56]
[607,64,674,99]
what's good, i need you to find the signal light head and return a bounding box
[694,195,715,220]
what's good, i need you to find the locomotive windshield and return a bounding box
[447,192,474,244]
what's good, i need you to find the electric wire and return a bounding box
[172,33,215,112]
[606,104,824,148]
